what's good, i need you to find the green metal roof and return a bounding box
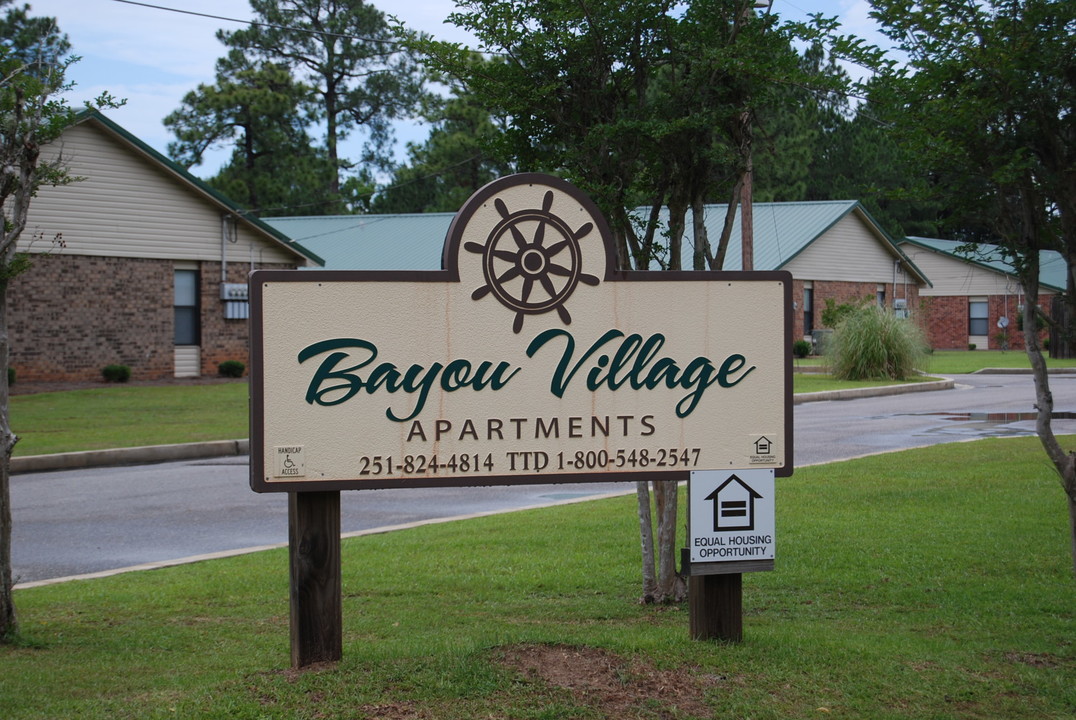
[263,213,453,270]
[264,199,929,285]
[900,236,1065,293]
[652,199,924,278]
[74,109,325,267]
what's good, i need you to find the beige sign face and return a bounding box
[250,174,792,491]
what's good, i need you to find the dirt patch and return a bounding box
[1005,651,1067,668]
[354,701,432,719]
[495,643,718,719]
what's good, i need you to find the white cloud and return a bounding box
[32,0,251,76]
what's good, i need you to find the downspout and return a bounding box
[220,214,229,284]
[893,258,897,303]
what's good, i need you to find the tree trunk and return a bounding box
[654,480,686,602]
[0,275,16,641]
[1023,276,1076,575]
[667,197,687,272]
[635,481,657,603]
[1049,294,1076,359]
[324,86,340,199]
[691,197,709,271]
[710,175,744,271]
[1070,492,1076,577]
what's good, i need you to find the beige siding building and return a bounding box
[898,237,1061,351]
[9,110,321,383]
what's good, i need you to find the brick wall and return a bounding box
[792,279,922,346]
[918,293,1052,350]
[198,261,257,376]
[7,254,295,382]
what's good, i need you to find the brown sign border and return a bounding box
[250,174,794,492]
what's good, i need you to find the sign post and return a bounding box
[685,469,775,641]
[249,174,792,666]
[288,491,341,667]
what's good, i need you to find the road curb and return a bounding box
[973,367,1076,374]
[12,439,249,474]
[793,378,955,404]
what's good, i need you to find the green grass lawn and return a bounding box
[796,348,1076,374]
[10,382,250,456]
[4,436,1073,718]
[793,372,941,394]
[922,349,1076,373]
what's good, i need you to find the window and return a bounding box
[174,269,200,345]
[969,299,988,336]
[876,285,886,308]
[803,287,814,335]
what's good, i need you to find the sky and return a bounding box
[26,0,890,181]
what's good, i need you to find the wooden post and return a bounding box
[689,572,743,642]
[288,491,342,668]
[740,167,754,272]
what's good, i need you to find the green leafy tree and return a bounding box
[753,41,849,204]
[413,0,853,603]
[647,2,830,272]
[220,0,428,203]
[165,50,337,216]
[867,0,1076,572]
[416,0,699,603]
[371,76,513,214]
[415,0,677,272]
[804,94,946,239]
[0,1,117,641]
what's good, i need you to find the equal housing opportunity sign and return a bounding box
[249,173,793,665]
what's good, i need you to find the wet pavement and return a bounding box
[794,372,1076,466]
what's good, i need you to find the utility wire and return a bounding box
[111,0,404,45]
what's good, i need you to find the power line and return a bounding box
[111,0,404,45]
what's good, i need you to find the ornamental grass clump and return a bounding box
[826,304,928,380]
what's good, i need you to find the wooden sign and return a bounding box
[250,173,793,492]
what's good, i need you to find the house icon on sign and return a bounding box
[754,436,772,454]
[705,474,763,531]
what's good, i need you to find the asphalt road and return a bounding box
[12,372,1076,586]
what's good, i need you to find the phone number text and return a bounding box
[356,447,702,476]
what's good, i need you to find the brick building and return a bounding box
[10,110,322,383]
[898,237,1062,351]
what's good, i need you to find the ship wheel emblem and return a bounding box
[466,190,600,333]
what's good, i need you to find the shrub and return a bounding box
[7,367,13,386]
[218,360,246,378]
[792,339,812,358]
[821,296,870,329]
[968,343,977,351]
[826,305,928,380]
[102,364,131,383]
